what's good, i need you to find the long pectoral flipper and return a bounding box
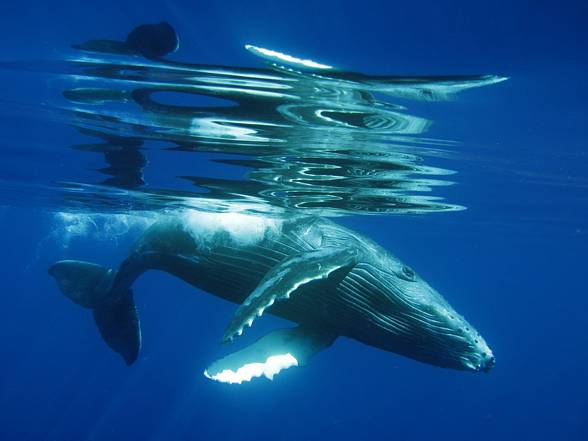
[223,247,357,343]
[206,326,337,384]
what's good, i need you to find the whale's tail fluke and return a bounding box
[48,260,141,365]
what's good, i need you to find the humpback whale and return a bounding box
[49,213,494,384]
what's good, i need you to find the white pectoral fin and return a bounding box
[223,247,357,342]
[205,327,337,385]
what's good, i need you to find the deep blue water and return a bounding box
[1,1,587,440]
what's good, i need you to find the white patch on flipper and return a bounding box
[181,210,283,248]
[204,353,298,384]
[245,45,333,70]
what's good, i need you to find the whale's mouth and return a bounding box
[479,355,496,372]
[470,349,496,373]
[415,324,495,373]
[406,334,495,373]
[463,331,495,373]
[403,335,495,373]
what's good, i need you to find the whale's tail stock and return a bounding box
[48,260,141,365]
[48,256,339,383]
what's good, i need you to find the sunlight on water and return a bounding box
[0,41,506,217]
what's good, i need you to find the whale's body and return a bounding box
[50,213,494,383]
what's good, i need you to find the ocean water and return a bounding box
[0,1,586,440]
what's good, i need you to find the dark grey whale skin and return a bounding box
[109,215,494,372]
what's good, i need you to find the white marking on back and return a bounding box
[181,210,283,248]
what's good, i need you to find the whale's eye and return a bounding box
[399,266,416,281]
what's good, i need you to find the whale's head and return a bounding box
[346,255,495,373]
